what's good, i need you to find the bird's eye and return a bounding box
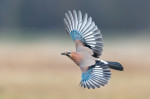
[68,51,71,54]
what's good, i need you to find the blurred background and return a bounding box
[0,0,150,99]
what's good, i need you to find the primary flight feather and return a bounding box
[62,10,123,89]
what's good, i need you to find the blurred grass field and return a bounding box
[0,30,150,99]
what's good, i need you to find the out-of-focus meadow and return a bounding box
[0,30,150,99]
[0,0,150,99]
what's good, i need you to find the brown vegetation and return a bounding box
[0,39,150,99]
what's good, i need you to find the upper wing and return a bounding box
[64,10,103,58]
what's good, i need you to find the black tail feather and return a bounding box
[107,61,123,71]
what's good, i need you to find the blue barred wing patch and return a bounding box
[70,30,85,42]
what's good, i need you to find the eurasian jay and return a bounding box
[61,10,123,89]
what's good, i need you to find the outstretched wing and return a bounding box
[64,10,103,58]
[80,60,111,89]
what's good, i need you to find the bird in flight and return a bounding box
[61,10,123,89]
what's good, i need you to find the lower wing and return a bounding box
[80,60,111,89]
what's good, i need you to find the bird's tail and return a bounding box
[107,61,123,71]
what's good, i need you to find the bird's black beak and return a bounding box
[61,51,70,57]
[61,52,66,55]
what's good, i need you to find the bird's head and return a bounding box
[61,50,71,57]
[61,50,82,65]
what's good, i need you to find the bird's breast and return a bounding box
[70,52,83,66]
